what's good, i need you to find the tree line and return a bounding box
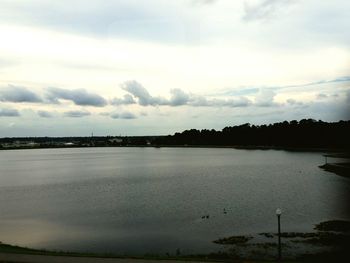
[154,119,350,150]
[1,119,349,150]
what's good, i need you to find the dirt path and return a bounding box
[0,253,213,263]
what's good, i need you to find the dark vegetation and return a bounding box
[155,119,350,150]
[1,119,350,150]
[0,242,221,262]
[314,220,350,232]
[213,220,350,261]
[213,236,253,245]
[319,163,350,178]
[1,220,349,262]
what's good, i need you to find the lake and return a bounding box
[0,147,349,255]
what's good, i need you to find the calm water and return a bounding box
[0,147,349,255]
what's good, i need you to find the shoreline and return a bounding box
[1,219,349,262]
[0,242,224,262]
[0,144,348,153]
[319,163,350,178]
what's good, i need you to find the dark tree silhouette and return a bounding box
[1,119,349,150]
[154,119,350,150]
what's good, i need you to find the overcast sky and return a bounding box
[0,0,349,137]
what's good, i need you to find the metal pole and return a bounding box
[277,214,281,261]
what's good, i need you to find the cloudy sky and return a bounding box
[0,0,349,137]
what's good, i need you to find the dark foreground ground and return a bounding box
[0,251,349,263]
[0,253,221,263]
[1,219,349,263]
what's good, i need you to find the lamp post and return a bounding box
[276,208,282,261]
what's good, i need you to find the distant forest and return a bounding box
[154,119,350,150]
[0,119,349,150]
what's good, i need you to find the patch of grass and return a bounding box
[0,242,227,262]
[258,233,274,238]
[0,243,44,254]
[298,251,350,262]
[249,242,289,249]
[291,232,350,246]
[0,242,116,258]
[259,232,320,238]
[279,232,319,238]
[314,220,350,232]
[213,236,253,245]
[319,163,350,178]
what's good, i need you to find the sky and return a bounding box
[0,0,349,137]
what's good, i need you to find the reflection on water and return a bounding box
[0,147,349,255]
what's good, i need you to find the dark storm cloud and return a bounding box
[46,87,107,107]
[0,85,43,103]
[110,112,137,119]
[37,110,53,118]
[0,108,20,117]
[63,110,91,118]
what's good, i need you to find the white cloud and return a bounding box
[121,80,168,106]
[64,110,91,118]
[0,108,20,117]
[110,94,136,106]
[286,98,303,106]
[0,0,349,136]
[346,89,350,104]
[46,87,107,107]
[37,110,54,118]
[191,0,218,5]
[316,93,328,100]
[115,81,252,108]
[243,0,296,22]
[169,89,190,106]
[254,89,277,107]
[110,111,137,119]
[0,85,42,103]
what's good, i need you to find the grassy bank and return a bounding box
[0,242,228,262]
[319,163,350,178]
[1,220,349,262]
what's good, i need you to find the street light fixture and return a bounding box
[276,208,282,261]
